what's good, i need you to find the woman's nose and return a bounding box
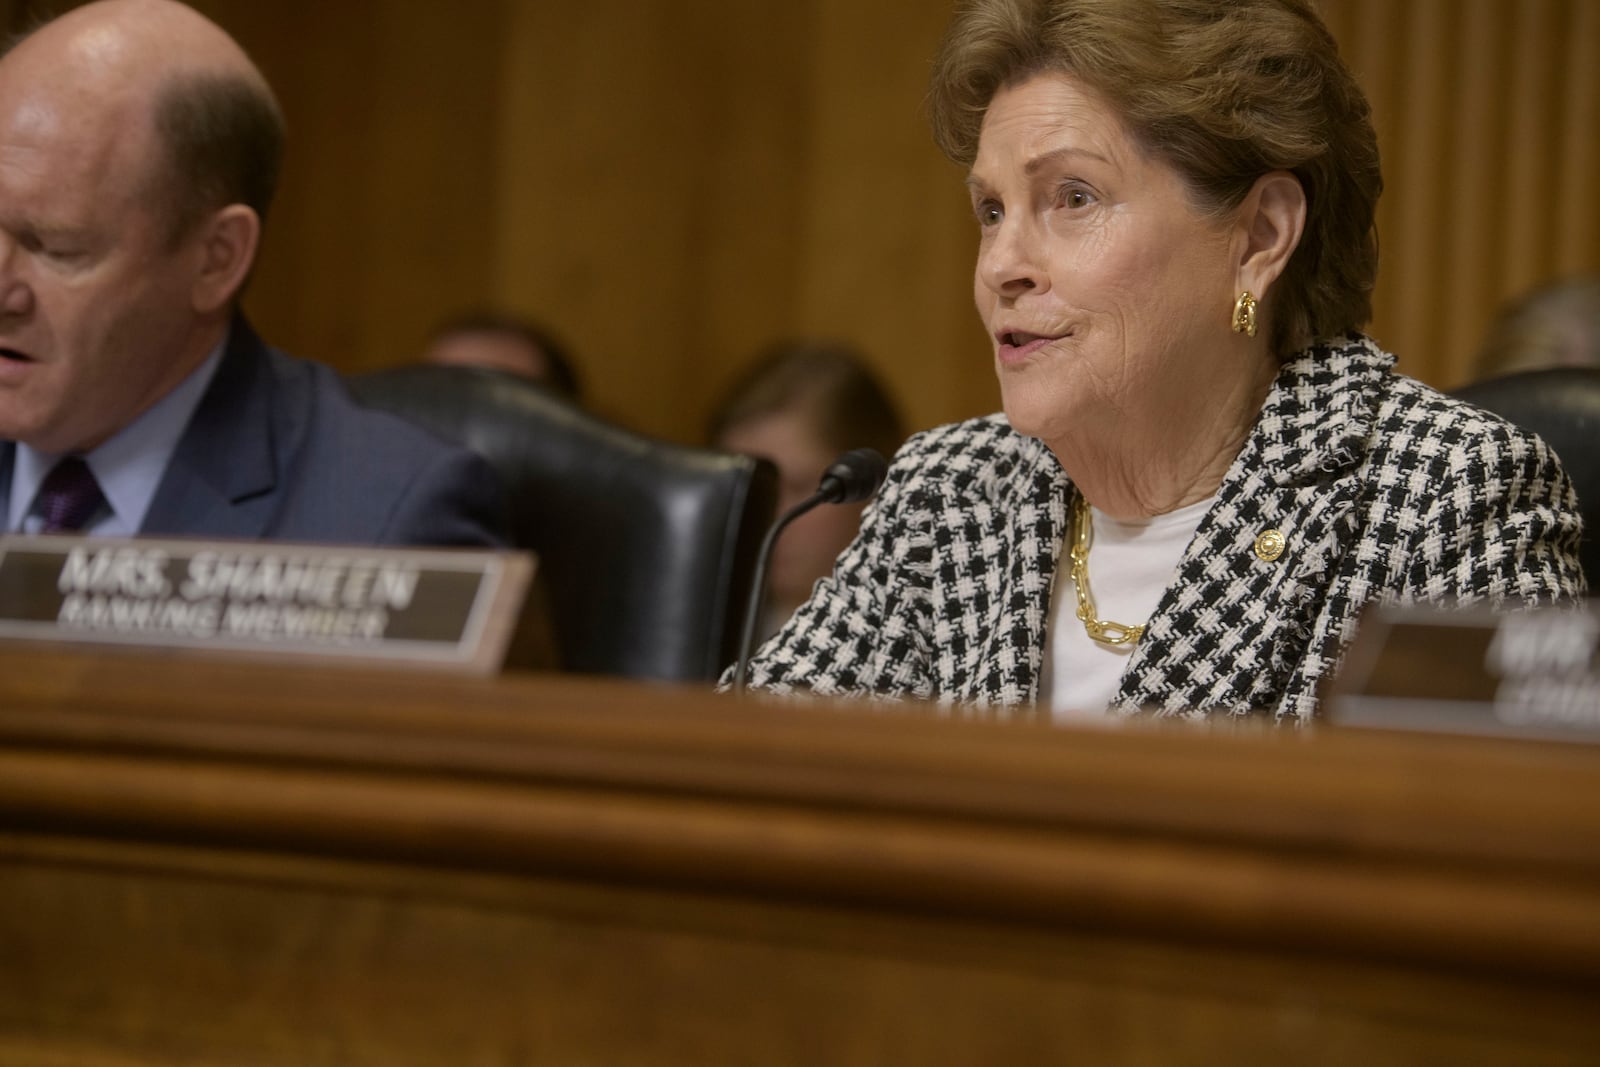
[977,216,1047,299]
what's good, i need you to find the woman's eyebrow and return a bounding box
[1023,145,1113,177]
[966,145,1115,192]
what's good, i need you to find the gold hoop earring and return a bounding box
[1231,290,1258,337]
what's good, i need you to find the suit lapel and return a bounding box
[958,438,1069,708]
[141,318,280,539]
[1115,335,1394,718]
[0,442,14,530]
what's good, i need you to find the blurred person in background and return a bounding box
[422,312,583,403]
[1473,273,1600,380]
[710,341,904,639]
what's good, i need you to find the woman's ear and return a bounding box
[190,204,261,316]
[1235,170,1307,298]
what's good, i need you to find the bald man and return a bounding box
[0,0,505,545]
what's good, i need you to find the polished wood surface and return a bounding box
[2,646,1599,1064]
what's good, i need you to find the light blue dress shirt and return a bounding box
[5,341,226,536]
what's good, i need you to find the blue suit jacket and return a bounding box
[2,320,508,547]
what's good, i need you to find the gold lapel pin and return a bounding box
[1254,528,1286,562]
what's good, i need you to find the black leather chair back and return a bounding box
[1451,367,1600,588]
[349,365,777,681]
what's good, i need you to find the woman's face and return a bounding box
[968,72,1243,452]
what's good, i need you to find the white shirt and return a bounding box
[1040,494,1214,721]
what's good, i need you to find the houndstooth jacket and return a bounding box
[738,334,1585,722]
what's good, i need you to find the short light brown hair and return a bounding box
[150,71,285,243]
[709,341,905,462]
[929,0,1381,355]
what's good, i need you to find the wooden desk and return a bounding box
[1,647,1597,1065]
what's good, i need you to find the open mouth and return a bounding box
[996,330,1071,363]
[998,329,1071,347]
[0,348,31,362]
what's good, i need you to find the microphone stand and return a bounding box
[730,447,888,695]
[731,492,828,694]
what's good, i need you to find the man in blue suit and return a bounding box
[0,0,505,547]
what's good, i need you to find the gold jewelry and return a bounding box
[1254,528,1286,562]
[1231,290,1258,337]
[1068,493,1145,647]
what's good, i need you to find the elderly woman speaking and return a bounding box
[739,0,1584,721]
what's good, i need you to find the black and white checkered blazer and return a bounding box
[738,334,1585,721]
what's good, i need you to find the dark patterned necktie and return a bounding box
[35,456,107,533]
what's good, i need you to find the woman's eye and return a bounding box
[1058,184,1095,210]
[974,200,1002,226]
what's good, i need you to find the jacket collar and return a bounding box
[1248,332,1394,487]
[0,442,12,529]
[140,315,280,537]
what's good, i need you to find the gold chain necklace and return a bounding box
[1068,493,1146,647]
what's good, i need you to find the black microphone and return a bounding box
[732,448,888,693]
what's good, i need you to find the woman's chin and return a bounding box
[1000,388,1073,445]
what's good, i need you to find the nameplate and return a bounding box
[1326,602,1600,743]
[0,536,532,674]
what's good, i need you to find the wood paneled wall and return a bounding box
[14,1,1600,442]
[1319,0,1600,384]
[153,0,979,443]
